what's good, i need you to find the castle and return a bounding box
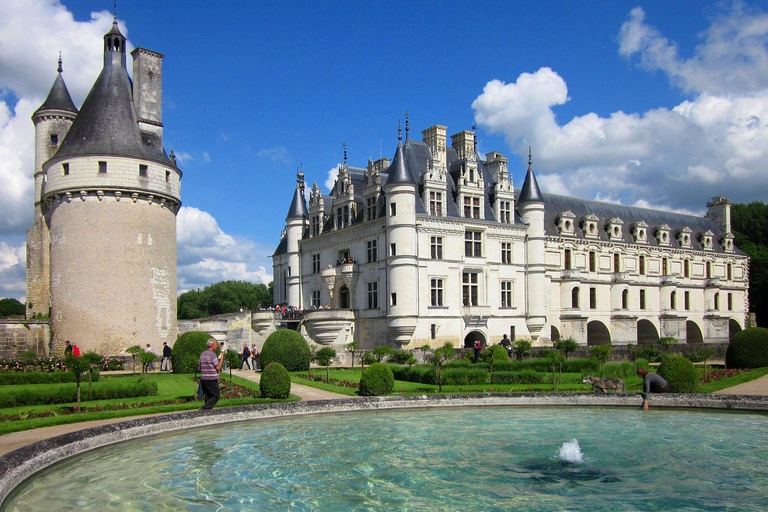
[273,123,749,350]
[25,18,181,355]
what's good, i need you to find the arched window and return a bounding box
[670,290,676,310]
[621,289,629,309]
[571,287,580,308]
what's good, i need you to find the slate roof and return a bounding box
[286,186,308,220]
[34,73,78,116]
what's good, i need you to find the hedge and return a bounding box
[657,355,698,393]
[442,368,489,385]
[359,363,394,396]
[490,370,545,385]
[171,331,212,374]
[0,379,158,407]
[260,330,310,372]
[725,328,768,369]
[446,358,599,373]
[0,370,100,386]
[259,362,291,399]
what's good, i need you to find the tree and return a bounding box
[589,344,612,367]
[555,338,579,359]
[224,349,241,382]
[345,341,358,368]
[432,342,455,393]
[177,280,273,319]
[542,349,565,391]
[126,345,143,375]
[657,337,678,352]
[512,340,531,361]
[372,345,394,362]
[0,298,25,317]
[64,354,91,411]
[732,202,768,327]
[82,352,102,387]
[315,348,337,382]
[138,350,156,374]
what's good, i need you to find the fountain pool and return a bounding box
[2,406,767,511]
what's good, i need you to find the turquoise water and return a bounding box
[4,407,767,511]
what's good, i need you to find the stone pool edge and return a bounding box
[2,393,767,506]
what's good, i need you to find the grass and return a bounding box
[697,366,768,393]
[0,373,297,436]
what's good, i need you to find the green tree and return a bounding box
[126,345,143,375]
[177,280,273,319]
[657,337,678,352]
[224,349,241,382]
[64,354,91,411]
[372,345,395,362]
[432,342,455,393]
[732,202,768,327]
[555,338,579,359]
[512,340,531,361]
[589,344,612,367]
[82,352,102,387]
[315,347,337,382]
[542,349,565,391]
[345,341,358,368]
[0,298,25,317]
[138,350,157,374]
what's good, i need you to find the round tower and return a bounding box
[40,20,181,354]
[284,169,309,307]
[384,131,419,346]
[518,149,547,341]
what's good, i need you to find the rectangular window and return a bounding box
[589,287,597,309]
[462,272,479,306]
[728,292,733,311]
[390,202,396,216]
[311,215,320,236]
[564,249,572,270]
[391,293,397,306]
[463,196,480,219]
[311,290,321,308]
[366,197,377,220]
[727,263,733,281]
[165,170,170,182]
[430,236,443,260]
[429,191,443,216]
[639,255,645,275]
[613,253,621,272]
[139,164,148,177]
[662,258,668,276]
[367,281,378,309]
[312,254,321,274]
[431,324,437,340]
[501,281,513,308]
[50,133,58,147]
[685,291,690,310]
[589,251,596,272]
[98,161,107,173]
[714,293,720,310]
[62,163,69,176]
[390,243,396,256]
[430,278,444,307]
[639,289,646,310]
[706,262,712,279]
[684,260,690,278]
[501,242,512,264]
[336,207,348,229]
[367,240,378,263]
[464,231,482,257]
[499,201,511,224]
[671,291,677,310]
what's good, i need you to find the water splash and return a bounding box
[559,438,583,464]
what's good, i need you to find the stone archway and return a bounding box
[463,330,487,349]
[686,321,703,344]
[637,319,659,344]
[551,326,561,342]
[728,319,742,340]
[587,321,611,346]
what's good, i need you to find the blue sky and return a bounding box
[2,0,768,301]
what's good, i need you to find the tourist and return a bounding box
[145,343,155,371]
[199,338,224,410]
[250,343,259,370]
[500,334,512,358]
[161,342,172,371]
[240,344,251,370]
[473,339,482,363]
[72,342,80,357]
[64,340,73,356]
[219,342,227,371]
[637,367,669,411]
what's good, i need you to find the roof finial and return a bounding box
[297,165,305,191]
[472,123,477,153]
[343,142,347,165]
[398,120,402,142]
[113,0,118,21]
[404,110,409,141]
[528,146,532,167]
[57,52,63,73]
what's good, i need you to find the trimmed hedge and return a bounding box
[490,370,545,385]
[171,331,212,374]
[442,368,488,385]
[259,362,291,399]
[0,370,100,386]
[658,355,698,393]
[447,358,599,373]
[260,330,310,372]
[359,363,394,396]
[0,379,158,407]
[726,328,768,369]
[388,364,436,385]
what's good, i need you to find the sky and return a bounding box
[1,0,768,301]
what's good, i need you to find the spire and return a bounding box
[33,55,78,117]
[343,142,348,166]
[286,166,308,220]
[385,138,415,186]
[103,16,127,68]
[518,147,544,204]
[404,110,410,143]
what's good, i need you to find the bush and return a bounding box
[442,368,489,385]
[260,330,310,372]
[596,362,636,379]
[388,364,436,385]
[490,370,545,385]
[0,371,99,385]
[725,327,768,369]
[632,345,663,362]
[658,355,698,393]
[0,379,157,407]
[389,350,416,365]
[359,362,394,396]
[487,345,510,361]
[259,362,291,399]
[171,331,212,374]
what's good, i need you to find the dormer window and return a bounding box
[556,211,576,235]
[581,214,599,239]
[720,233,735,253]
[606,217,624,241]
[632,221,648,243]
[677,227,692,248]
[655,224,671,246]
[699,230,714,250]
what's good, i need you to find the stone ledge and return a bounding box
[2,393,767,506]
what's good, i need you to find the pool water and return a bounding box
[3,407,767,511]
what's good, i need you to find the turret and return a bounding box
[284,169,309,307]
[384,126,419,346]
[518,149,547,341]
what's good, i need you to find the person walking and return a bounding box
[64,340,73,356]
[240,344,251,370]
[72,342,81,357]
[161,342,172,371]
[145,343,155,371]
[473,339,482,363]
[250,343,259,370]
[199,338,224,410]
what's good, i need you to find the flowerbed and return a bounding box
[297,373,359,389]
[699,368,745,385]
[0,355,123,372]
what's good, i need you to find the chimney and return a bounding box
[131,47,164,150]
[422,125,447,170]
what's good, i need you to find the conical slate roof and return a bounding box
[34,72,78,116]
[286,185,308,220]
[518,153,544,204]
[384,142,415,186]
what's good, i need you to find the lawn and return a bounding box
[0,373,297,435]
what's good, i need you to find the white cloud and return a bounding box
[473,3,768,212]
[324,164,340,192]
[258,146,292,165]
[176,206,273,293]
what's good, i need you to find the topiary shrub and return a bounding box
[725,327,768,369]
[260,330,310,372]
[359,362,394,396]
[171,331,212,374]
[657,355,698,393]
[259,362,291,399]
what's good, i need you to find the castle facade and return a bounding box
[273,124,748,350]
[26,19,181,355]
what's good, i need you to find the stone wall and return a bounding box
[0,320,51,358]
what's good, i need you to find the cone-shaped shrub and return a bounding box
[259,362,291,399]
[657,354,698,393]
[260,330,310,371]
[171,331,212,374]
